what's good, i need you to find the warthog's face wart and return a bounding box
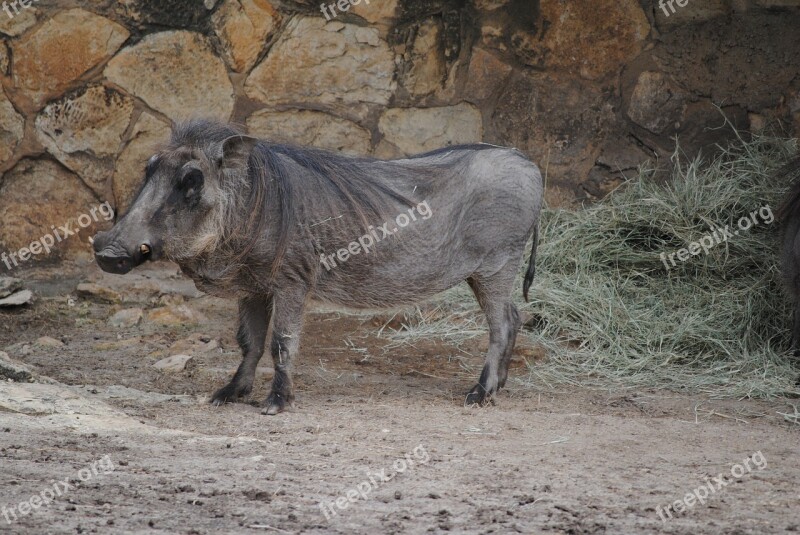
[92,146,223,274]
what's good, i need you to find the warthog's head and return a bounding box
[93,132,258,275]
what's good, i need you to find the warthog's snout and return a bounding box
[92,229,155,275]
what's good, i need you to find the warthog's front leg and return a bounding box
[211,294,272,405]
[263,288,307,415]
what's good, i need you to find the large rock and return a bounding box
[35,85,135,195]
[12,9,129,107]
[654,0,728,28]
[246,109,371,155]
[105,31,235,122]
[402,20,446,98]
[512,0,650,80]
[651,13,800,111]
[212,0,279,72]
[113,112,171,214]
[491,74,614,193]
[115,0,212,31]
[0,159,101,262]
[626,71,688,135]
[0,6,37,37]
[0,40,8,74]
[350,0,399,26]
[378,103,484,155]
[463,48,514,102]
[0,87,24,164]
[245,17,396,119]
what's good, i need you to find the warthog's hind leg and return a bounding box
[465,264,522,406]
[211,294,272,405]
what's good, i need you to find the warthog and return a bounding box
[93,120,543,414]
[777,156,800,355]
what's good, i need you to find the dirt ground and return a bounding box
[1,262,799,535]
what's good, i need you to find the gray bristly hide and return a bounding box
[92,119,543,415]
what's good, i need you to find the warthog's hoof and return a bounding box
[464,384,495,407]
[210,382,252,406]
[262,391,294,415]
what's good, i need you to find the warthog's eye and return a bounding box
[178,168,204,207]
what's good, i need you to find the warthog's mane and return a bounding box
[169,119,427,280]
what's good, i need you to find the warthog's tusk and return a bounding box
[140,244,151,255]
[88,236,94,245]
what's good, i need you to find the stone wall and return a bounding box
[1,0,799,265]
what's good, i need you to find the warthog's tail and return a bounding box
[522,225,539,302]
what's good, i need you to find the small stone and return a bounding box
[108,308,144,328]
[394,491,402,500]
[147,305,208,326]
[158,294,185,306]
[35,336,64,348]
[169,333,218,355]
[0,290,33,307]
[0,351,33,382]
[0,277,23,298]
[76,283,122,304]
[153,354,193,372]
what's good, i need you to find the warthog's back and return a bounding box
[313,144,543,307]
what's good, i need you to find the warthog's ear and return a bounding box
[214,135,260,174]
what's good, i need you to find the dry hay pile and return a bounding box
[384,133,800,402]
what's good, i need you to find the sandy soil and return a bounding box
[0,262,798,534]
